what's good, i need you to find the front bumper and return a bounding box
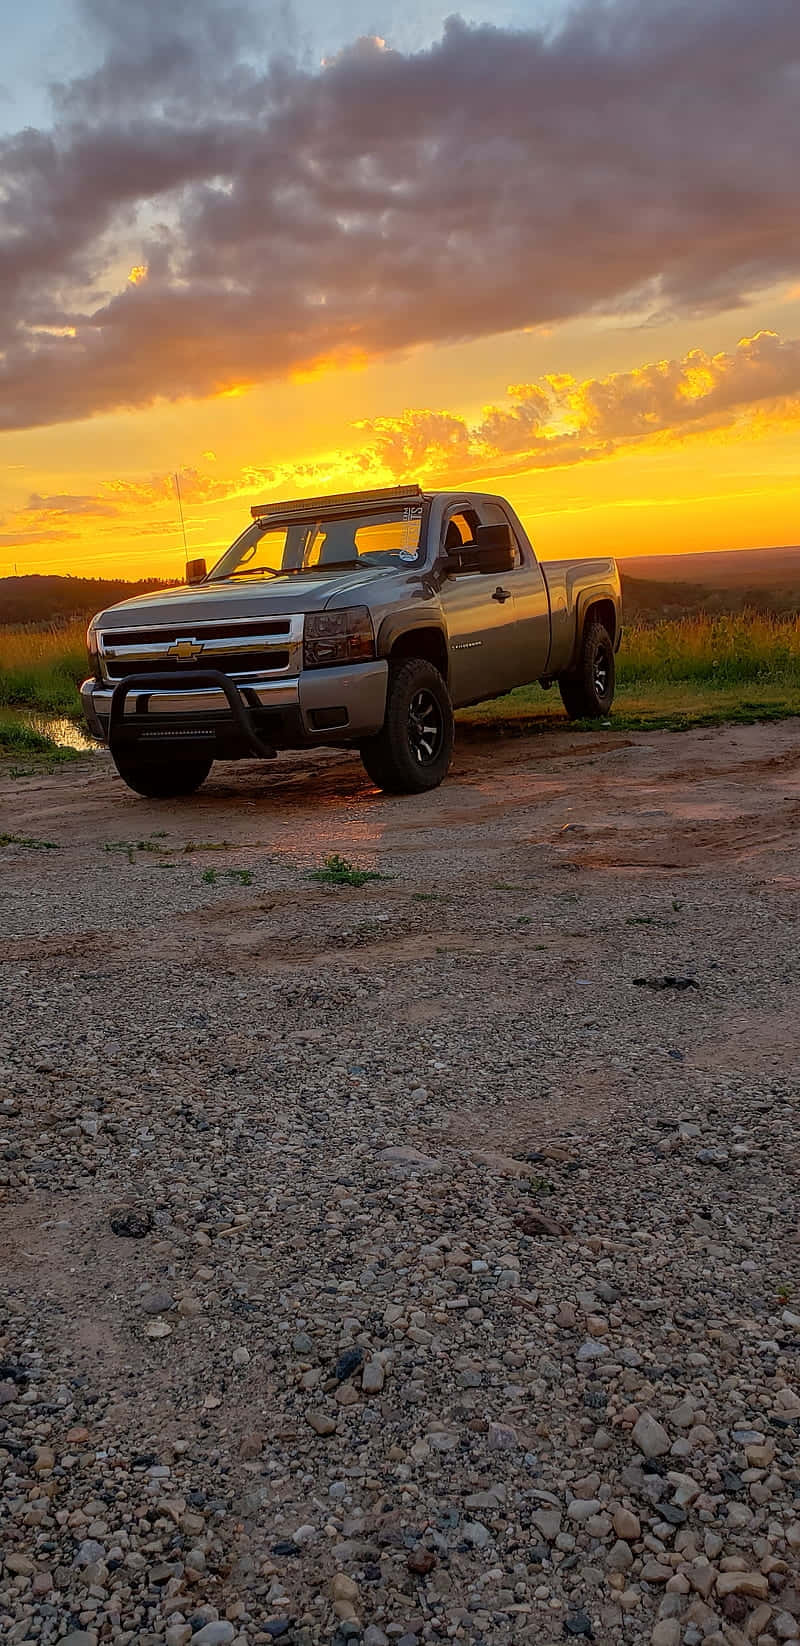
[81,661,388,755]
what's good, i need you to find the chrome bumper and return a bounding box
[81,661,388,745]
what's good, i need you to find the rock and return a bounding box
[0,1380,17,1405]
[191,1626,236,1646]
[144,1318,172,1338]
[633,1412,671,1457]
[533,1509,562,1542]
[141,1289,175,1314]
[716,1571,770,1601]
[407,1547,437,1574]
[607,1540,634,1572]
[332,1574,360,1601]
[463,1521,491,1548]
[334,1347,365,1382]
[362,1358,384,1393]
[515,1209,569,1237]
[568,1498,602,1520]
[564,1611,594,1637]
[109,1206,153,1237]
[306,1410,337,1435]
[5,1552,35,1575]
[641,1560,672,1583]
[774,1611,800,1641]
[651,1623,681,1646]
[60,1636,97,1646]
[377,1145,440,1172]
[613,1508,641,1541]
[577,1340,610,1360]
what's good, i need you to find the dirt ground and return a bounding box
[1,722,799,1646]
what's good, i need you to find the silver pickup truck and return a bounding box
[82,484,622,797]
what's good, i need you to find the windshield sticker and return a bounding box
[398,549,417,562]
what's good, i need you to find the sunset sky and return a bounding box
[1,0,798,583]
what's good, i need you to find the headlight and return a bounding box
[86,623,101,679]
[303,607,375,669]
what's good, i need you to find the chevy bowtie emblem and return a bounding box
[168,637,204,660]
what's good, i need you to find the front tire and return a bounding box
[360,658,454,794]
[111,751,213,798]
[558,620,615,719]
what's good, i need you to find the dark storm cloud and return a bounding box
[1,0,798,431]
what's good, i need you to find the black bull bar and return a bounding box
[108,670,278,760]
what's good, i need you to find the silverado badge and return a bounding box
[168,638,204,660]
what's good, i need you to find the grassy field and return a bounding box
[461,612,800,733]
[0,619,87,716]
[2,610,800,758]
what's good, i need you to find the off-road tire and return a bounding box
[558,620,615,719]
[111,751,213,798]
[360,658,454,794]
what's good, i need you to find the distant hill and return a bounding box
[0,573,172,627]
[3,548,799,630]
[620,544,800,586]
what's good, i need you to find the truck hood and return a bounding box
[94,565,406,630]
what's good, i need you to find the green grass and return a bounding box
[0,713,80,762]
[459,612,800,734]
[0,620,86,717]
[310,853,387,887]
[0,832,58,850]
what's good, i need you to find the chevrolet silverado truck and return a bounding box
[82,484,622,797]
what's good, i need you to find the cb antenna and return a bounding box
[174,471,189,569]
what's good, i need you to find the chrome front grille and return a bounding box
[99,614,303,683]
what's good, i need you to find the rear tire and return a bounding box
[360,658,454,793]
[558,620,615,719]
[111,751,213,798]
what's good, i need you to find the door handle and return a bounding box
[492,586,512,603]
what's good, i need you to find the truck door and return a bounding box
[438,506,518,704]
[439,503,549,705]
[487,502,551,687]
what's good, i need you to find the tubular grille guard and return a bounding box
[108,670,278,760]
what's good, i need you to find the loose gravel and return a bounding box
[1,725,799,1646]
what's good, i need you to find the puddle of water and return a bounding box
[3,707,98,752]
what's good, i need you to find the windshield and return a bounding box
[209,503,426,581]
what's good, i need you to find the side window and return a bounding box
[442,509,481,550]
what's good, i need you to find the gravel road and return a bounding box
[1,723,799,1646]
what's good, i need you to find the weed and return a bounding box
[183,840,231,854]
[203,867,253,886]
[527,1174,555,1195]
[516,914,532,925]
[413,892,439,902]
[0,832,58,850]
[776,1280,794,1305]
[310,853,387,887]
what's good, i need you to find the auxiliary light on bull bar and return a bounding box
[250,483,423,520]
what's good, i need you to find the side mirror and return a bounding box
[473,522,516,573]
[442,521,516,576]
[186,557,207,585]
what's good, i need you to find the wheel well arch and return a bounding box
[386,625,449,680]
[583,597,617,643]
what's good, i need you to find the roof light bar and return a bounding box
[251,483,423,520]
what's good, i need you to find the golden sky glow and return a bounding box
[2,2,799,584]
[2,289,798,582]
